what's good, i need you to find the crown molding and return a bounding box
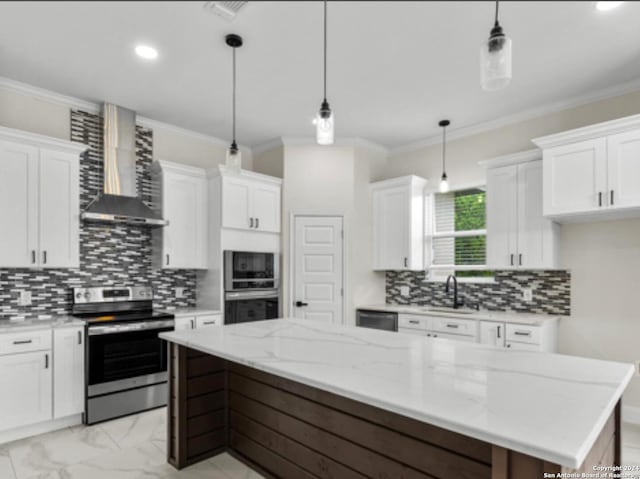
[0,124,88,154]
[390,77,640,157]
[532,113,640,149]
[0,76,249,151]
[478,148,541,169]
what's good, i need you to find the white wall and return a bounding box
[280,142,385,326]
[384,88,640,408]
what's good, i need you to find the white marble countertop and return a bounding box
[0,316,84,333]
[357,303,561,325]
[160,307,222,317]
[160,318,632,468]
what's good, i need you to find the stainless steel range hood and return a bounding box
[81,103,168,227]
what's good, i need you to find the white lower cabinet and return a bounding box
[53,327,85,419]
[174,311,222,331]
[0,349,52,431]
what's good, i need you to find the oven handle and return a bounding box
[225,290,280,301]
[88,320,175,336]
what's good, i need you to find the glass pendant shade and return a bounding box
[481,31,512,91]
[225,143,242,173]
[316,109,334,145]
[439,173,450,193]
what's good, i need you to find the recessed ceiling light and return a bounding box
[595,1,624,11]
[135,45,158,60]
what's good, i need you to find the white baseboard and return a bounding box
[0,414,83,445]
[623,405,640,425]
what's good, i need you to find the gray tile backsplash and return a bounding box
[386,270,571,315]
[0,110,196,320]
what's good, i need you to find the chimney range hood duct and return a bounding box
[81,104,168,227]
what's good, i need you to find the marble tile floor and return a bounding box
[3,410,640,479]
[0,407,264,479]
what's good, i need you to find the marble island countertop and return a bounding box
[160,318,633,469]
[358,303,562,325]
[0,316,84,333]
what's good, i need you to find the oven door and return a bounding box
[224,250,279,291]
[225,290,279,324]
[87,320,174,396]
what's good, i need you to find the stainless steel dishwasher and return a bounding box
[356,309,398,332]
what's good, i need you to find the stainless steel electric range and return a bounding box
[71,286,174,425]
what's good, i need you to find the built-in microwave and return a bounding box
[224,251,279,292]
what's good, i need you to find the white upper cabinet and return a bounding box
[219,167,282,233]
[533,114,640,220]
[0,127,85,269]
[483,151,559,269]
[152,161,207,269]
[372,176,427,271]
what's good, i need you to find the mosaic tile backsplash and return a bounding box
[386,270,571,316]
[0,110,196,320]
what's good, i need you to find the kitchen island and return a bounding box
[160,319,633,478]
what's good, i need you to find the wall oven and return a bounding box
[224,250,279,292]
[224,251,280,324]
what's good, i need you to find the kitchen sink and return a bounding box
[420,307,475,315]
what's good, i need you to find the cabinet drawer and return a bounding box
[432,331,478,342]
[398,314,430,331]
[398,327,426,336]
[506,341,541,351]
[174,316,195,331]
[0,329,52,355]
[431,317,477,337]
[505,324,540,345]
[196,314,222,328]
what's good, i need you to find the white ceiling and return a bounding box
[0,1,639,149]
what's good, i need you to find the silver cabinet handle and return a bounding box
[599,191,603,207]
[497,325,501,338]
[446,323,459,329]
[78,331,82,345]
[404,257,408,268]
[611,190,614,206]
[31,250,36,264]
[409,320,419,324]
[519,254,522,266]
[255,218,259,229]
[202,321,216,325]
[166,254,170,266]
[514,331,531,337]
[510,254,514,266]
[42,250,47,264]
[249,217,254,228]
[190,319,195,329]
[45,353,49,369]
[13,339,32,345]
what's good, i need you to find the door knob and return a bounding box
[295,301,309,307]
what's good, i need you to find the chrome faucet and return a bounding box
[445,275,464,309]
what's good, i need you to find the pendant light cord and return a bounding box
[494,0,499,26]
[323,0,327,102]
[232,46,237,144]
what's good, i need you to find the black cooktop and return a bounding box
[73,310,174,325]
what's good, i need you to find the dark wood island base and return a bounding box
[168,344,621,479]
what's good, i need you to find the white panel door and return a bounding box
[607,129,640,210]
[163,172,206,269]
[53,327,84,418]
[517,161,557,269]
[39,149,79,268]
[0,351,52,430]
[486,165,518,269]
[252,182,281,233]
[543,138,607,216]
[0,140,39,267]
[479,321,505,347]
[374,186,409,270]
[293,216,343,324]
[222,176,252,230]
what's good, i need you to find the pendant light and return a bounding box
[315,0,334,145]
[225,33,243,172]
[480,0,512,91]
[439,120,450,193]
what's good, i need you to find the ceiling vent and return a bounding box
[203,1,248,21]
